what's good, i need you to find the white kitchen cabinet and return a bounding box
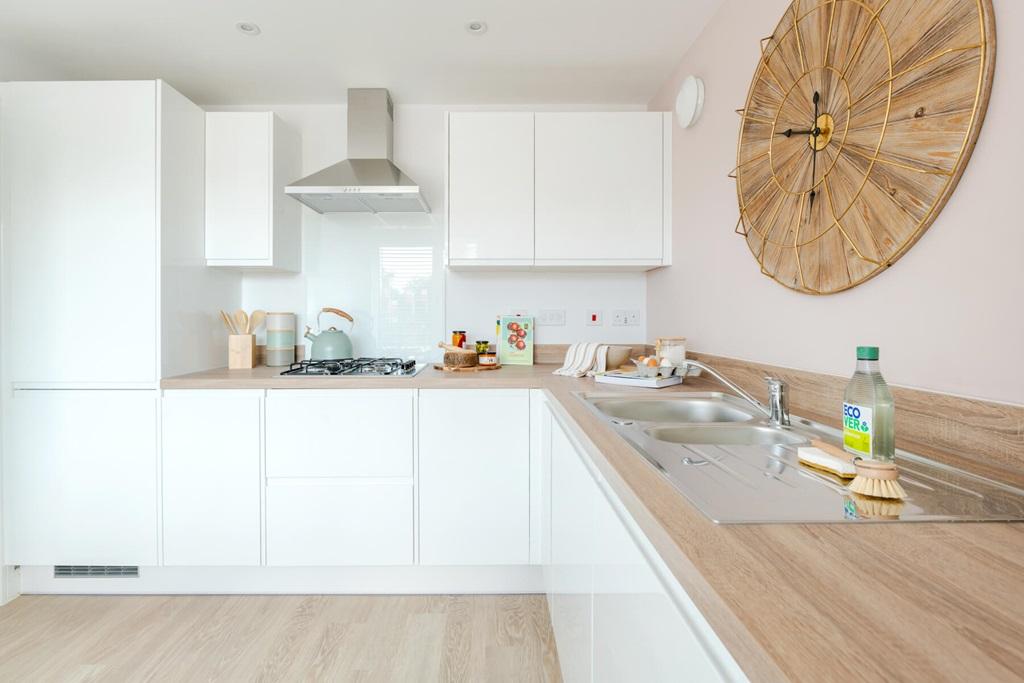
[548,416,595,683]
[444,110,670,271]
[592,482,726,682]
[265,390,414,478]
[2,390,158,566]
[419,389,531,565]
[0,80,238,385]
[535,112,668,267]
[161,391,262,566]
[546,409,743,683]
[266,482,413,566]
[447,112,534,266]
[1,81,158,384]
[205,111,301,270]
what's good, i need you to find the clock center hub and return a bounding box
[809,113,835,151]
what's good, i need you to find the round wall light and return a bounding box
[674,75,705,129]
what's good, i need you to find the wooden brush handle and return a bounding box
[854,460,900,480]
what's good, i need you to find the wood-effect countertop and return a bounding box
[162,364,1024,682]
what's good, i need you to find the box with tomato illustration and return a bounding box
[499,316,534,366]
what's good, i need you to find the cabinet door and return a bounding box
[266,390,414,478]
[266,482,413,566]
[448,112,534,265]
[548,416,594,683]
[419,389,530,565]
[3,390,158,565]
[535,112,665,264]
[162,391,262,566]
[2,81,158,383]
[592,486,726,683]
[205,112,272,262]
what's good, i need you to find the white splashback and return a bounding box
[229,102,650,361]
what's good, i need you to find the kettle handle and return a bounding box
[318,307,355,331]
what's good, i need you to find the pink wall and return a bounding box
[648,0,1023,405]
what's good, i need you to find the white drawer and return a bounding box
[266,389,414,478]
[266,482,413,566]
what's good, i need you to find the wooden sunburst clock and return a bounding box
[733,0,996,294]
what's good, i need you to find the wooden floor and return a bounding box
[0,594,562,682]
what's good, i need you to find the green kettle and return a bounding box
[304,307,355,360]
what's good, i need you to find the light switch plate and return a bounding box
[586,310,603,326]
[538,309,566,326]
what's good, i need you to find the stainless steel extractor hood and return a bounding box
[285,88,429,214]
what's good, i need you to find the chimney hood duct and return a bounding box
[285,88,429,214]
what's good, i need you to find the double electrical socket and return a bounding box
[612,310,641,326]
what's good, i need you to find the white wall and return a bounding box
[648,0,1023,405]
[209,103,649,360]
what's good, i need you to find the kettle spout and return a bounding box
[304,325,317,341]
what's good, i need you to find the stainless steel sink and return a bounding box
[577,392,1024,524]
[591,397,755,424]
[646,424,808,447]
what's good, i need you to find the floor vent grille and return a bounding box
[54,565,139,578]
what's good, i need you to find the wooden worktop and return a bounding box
[161,364,1024,682]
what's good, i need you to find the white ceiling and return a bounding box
[0,0,722,105]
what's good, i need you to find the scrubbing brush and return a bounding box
[848,459,907,500]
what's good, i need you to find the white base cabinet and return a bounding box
[419,389,531,565]
[2,390,158,566]
[161,391,262,566]
[264,389,415,566]
[545,406,745,683]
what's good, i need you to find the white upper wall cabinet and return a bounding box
[1,81,159,384]
[445,111,670,271]
[205,112,301,271]
[535,113,667,266]
[447,112,535,267]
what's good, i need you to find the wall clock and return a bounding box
[733,0,996,294]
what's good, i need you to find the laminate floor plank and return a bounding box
[0,595,562,682]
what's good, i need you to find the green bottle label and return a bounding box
[843,402,873,457]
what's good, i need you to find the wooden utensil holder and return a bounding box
[228,334,256,369]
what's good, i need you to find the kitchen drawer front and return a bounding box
[265,482,413,566]
[265,389,414,478]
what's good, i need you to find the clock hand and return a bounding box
[809,91,820,214]
[776,128,819,137]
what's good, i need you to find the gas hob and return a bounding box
[280,358,423,377]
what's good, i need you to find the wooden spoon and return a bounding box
[234,309,249,336]
[248,310,267,334]
[220,310,238,335]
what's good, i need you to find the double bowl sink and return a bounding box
[578,392,1024,524]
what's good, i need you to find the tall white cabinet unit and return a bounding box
[205,112,302,270]
[446,111,671,270]
[1,80,238,567]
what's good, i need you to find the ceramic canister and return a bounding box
[265,312,296,366]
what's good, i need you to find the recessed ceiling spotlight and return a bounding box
[236,22,262,36]
[465,21,488,35]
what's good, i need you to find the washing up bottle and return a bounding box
[842,346,895,462]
